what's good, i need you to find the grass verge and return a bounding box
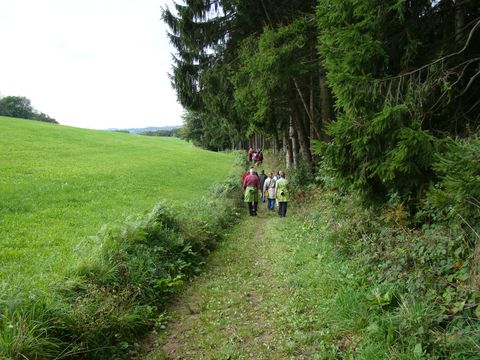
[0,160,244,359]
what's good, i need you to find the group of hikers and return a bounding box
[242,167,289,217]
[247,147,264,166]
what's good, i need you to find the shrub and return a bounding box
[314,189,480,358]
[289,155,314,188]
[424,137,480,232]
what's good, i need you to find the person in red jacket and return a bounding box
[242,168,260,216]
[242,166,254,183]
[247,147,254,162]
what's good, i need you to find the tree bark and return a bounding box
[319,65,334,141]
[273,127,280,154]
[288,85,313,167]
[292,103,313,166]
[283,127,293,169]
[455,1,465,44]
[310,75,315,144]
[289,117,299,168]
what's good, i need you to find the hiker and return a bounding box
[263,172,276,211]
[242,166,252,183]
[256,150,264,166]
[242,167,260,216]
[258,170,267,202]
[247,147,254,162]
[275,171,289,217]
[252,150,259,164]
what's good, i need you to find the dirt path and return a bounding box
[143,207,295,359]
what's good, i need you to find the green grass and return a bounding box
[145,185,480,359]
[0,116,234,292]
[144,200,349,359]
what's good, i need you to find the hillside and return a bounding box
[0,116,233,292]
[109,125,182,133]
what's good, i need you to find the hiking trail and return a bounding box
[141,200,335,359]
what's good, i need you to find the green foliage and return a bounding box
[163,0,480,207]
[288,155,314,188]
[314,190,480,358]
[145,184,479,359]
[55,202,189,357]
[140,128,182,137]
[0,96,57,123]
[424,137,480,229]
[233,18,312,131]
[322,104,436,201]
[0,96,35,119]
[180,110,239,151]
[316,0,480,204]
[0,301,67,359]
[316,0,437,202]
[162,1,321,154]
[316,0,389,116]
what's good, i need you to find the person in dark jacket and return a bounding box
[257,150,264,165]
[258,169,267,202]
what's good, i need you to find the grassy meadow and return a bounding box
[0,116,234,293]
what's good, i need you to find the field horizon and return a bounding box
[0,116,235,293]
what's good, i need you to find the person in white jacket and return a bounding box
[263,172,276,211]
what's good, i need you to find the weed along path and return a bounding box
[143,200,348,359]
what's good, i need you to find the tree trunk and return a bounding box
[310,75,315,143]
[292,103,313,166]
[288,85,313,167]
[289,117,299,168]
[455,1,465,44]
[319,65,334,141]
[283,127,293,169]
[273,127,280,154]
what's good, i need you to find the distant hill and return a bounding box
[108,125,182,134]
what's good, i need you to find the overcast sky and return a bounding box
[0,0,184,129]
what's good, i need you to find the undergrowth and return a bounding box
[300,188,480,358]
[0,166,243,359]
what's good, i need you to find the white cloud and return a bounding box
[0,0,184,129]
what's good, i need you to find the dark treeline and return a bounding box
[162,0,479,207]
[0,95,57,124]
[140,128,182,137]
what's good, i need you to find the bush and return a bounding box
[313,189,480,358]
[289,155,314,188]
[424,137,480,232]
